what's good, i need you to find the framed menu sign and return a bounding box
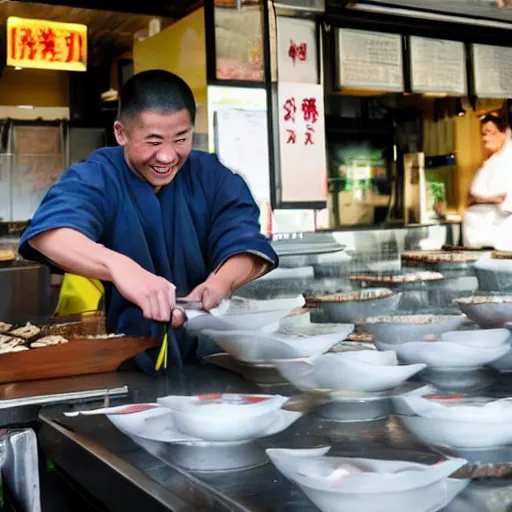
[472,43,512,98]
[410,36,466,95]
[336,28,403,92]
[277,82,327,205]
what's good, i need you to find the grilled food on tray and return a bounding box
[0,319,130,354]
[9,323,41,340]
[0,323,12,334]
[30,335,69,348]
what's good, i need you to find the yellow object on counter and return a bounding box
[55,273,104,317]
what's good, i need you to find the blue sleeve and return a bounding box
[18,162,111,263]
[206,156,278,271]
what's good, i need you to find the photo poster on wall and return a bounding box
[214,108,272,235]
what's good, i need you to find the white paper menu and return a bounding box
[336,28,403,91]
[277,82,327,204]
[472,43,512,98]
[410,36,466,95]
[214,108,271,205]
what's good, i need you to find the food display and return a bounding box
[348,271,444,284]
[401,250,485,263]
[492,250,512,260]
[454,295,512,328]
[0,316,160,383]
[305,288,401,325]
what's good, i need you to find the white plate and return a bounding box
[202,322,354,363]
[273,351,425,393]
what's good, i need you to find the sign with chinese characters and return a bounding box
[472,43,512,98]
[336,28,403,92]
[277,82,327,204]
[410,36,466,95]
[277,16,318,83]
[7,17,87,72]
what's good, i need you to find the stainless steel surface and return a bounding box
[134,437,269,473]
[3,429,41,512]
[30,367,512,512]
[202,354,286,384]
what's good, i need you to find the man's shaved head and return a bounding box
[118,69,196,124]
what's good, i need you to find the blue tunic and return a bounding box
[19,146,278,362]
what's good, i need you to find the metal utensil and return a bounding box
[175,299,203,310]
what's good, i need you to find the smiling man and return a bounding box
[18,70,278,367]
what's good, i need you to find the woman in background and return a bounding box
[463,114,512,250]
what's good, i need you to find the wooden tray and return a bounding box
[0,336,160,384]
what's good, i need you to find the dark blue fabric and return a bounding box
[19,146,278,369]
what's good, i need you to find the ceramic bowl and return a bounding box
[272,351,426,393]
[157,394,302,442]
[306,289,401,324]
[185,295,305,332]
[202,322,354,363]
[473,257,512,292]
[440,328,511,349]
[454,296,512,328]
[266,447,468,512]
[378,340,509,369]
[364,315,468,344]
[395,394,512,449]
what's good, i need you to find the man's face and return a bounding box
[481,121,508,154]
[114,109,194,191]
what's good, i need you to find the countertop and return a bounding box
[34,365,512,512]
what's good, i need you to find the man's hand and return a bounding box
[108,257,186,327]
[184,253,271,311]
[184,273,232,311]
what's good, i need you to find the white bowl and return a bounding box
[440,329,511,349]
[454,297,512,328]
[365,315,467,344]
[185,295,305,332]
[378,340,509,369]
[273,351,426,393]
[399,414,512,450]
[490,347,512,372]
[157,394,288,416]
[266,447,468,512]
[157,394,302,442]
[202,322,354,363]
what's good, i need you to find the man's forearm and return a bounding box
[212,253,271,292]
[29,228,131,282]
[469,193,504,205]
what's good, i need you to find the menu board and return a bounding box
[472,43,512,98]
[277,82,327,204]
[410,36,466,95]
[336,28,403,91]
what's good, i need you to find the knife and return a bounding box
[175,299,203,310]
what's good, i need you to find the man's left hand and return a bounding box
[184,273,231,311]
